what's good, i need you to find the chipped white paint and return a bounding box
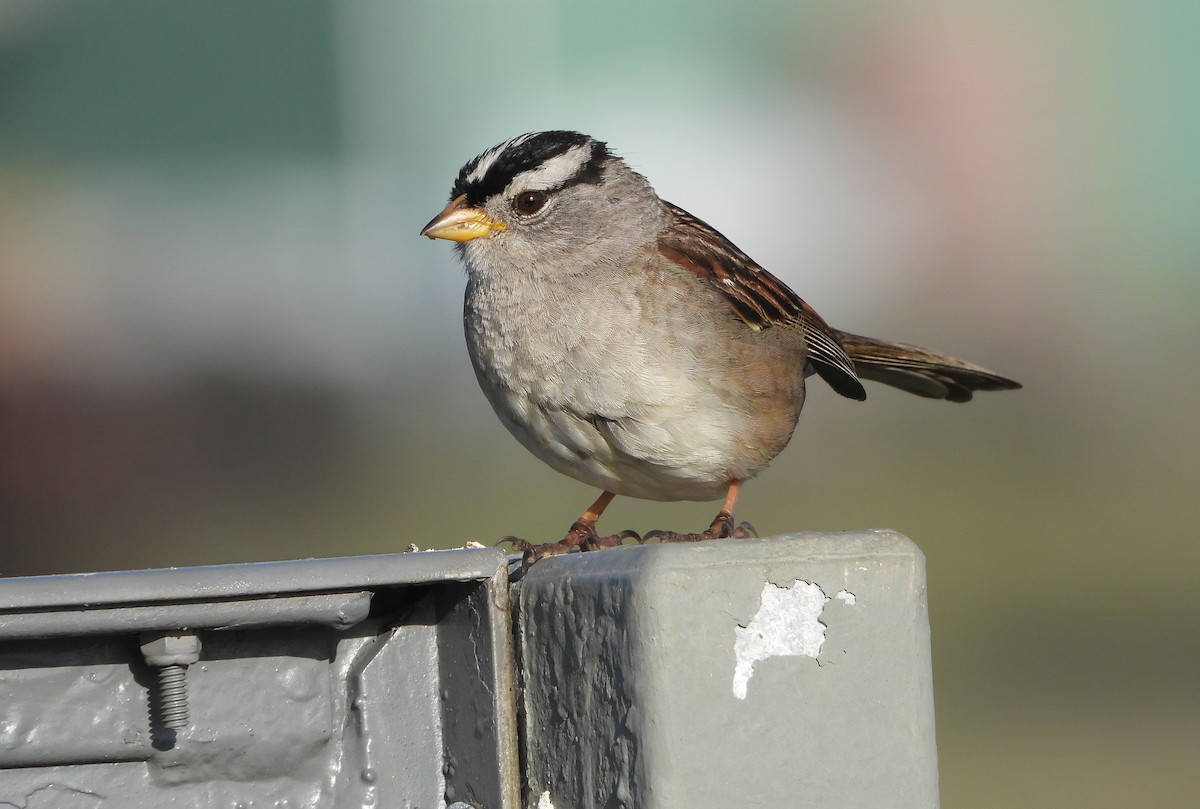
[733,580,830,699]
[835,590,856,606]
[536,789,556,809]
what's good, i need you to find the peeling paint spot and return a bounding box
[835,590,856,606]
[733,580,829,699]
[536,789,556,809]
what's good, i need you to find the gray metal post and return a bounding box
[0,550,521,809]
[513,530,940,809]
[1,531,939,809]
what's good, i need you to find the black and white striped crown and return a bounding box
[450,131,611,206]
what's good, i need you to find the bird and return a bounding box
[421,130,1020,562]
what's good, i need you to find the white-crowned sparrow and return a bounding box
[421,131,1019,561]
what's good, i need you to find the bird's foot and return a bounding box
[499,522,641,564]
[643,510,757,543]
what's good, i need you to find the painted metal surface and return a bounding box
[0,549,520,809]
[514,531,940,809]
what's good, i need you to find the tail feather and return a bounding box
[833,330,1021,403]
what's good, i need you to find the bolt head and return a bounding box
[140,632,201,666]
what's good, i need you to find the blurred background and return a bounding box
[0,0,1195,804]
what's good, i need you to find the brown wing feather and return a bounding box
[657,202,867,400]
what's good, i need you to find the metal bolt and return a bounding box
[155,663,191,729]
[140,631,201,735]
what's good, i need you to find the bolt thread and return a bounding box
[157,664,190,729]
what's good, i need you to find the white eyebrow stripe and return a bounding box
[501,143,593,196]
[463,132,538,185]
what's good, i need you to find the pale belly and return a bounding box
[463,274,808,502]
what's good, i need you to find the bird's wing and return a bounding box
[657,201,866,400]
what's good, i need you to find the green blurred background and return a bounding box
[0,0,1195,804]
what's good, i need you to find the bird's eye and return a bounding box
[513,190,548,216]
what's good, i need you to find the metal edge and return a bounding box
[0,548,510,611]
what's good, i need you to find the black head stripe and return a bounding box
[450,131,609,206]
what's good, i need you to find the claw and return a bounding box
[580,528,641,551]
[508,522,641,565]
[522,536,578,564]
[496,536,535,553]
[644,511,756,544]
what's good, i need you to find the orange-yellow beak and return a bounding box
[420,194,507,242]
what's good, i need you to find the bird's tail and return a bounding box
[834,330,1022,403]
